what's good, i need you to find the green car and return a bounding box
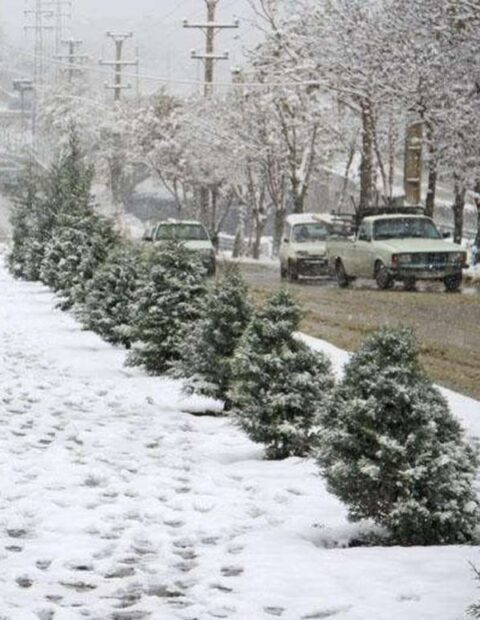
[144,220,216,276]
[326,214,467,292]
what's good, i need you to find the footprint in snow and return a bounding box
[264,607,285,617]
[220,565,244,577]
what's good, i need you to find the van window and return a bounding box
[292,223,330,243]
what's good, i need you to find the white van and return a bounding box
[279,213,334,281]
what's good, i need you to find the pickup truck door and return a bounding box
[351,222,374,277]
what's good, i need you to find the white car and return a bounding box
[143,220,216,276]
[279,213,335,281]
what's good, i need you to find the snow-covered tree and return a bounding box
[38,129,118,309]
[320,327,480,545]
[230,289,334,459]
[173,265,253,402]
[40,213,117,310]
[8,167,47,281]
[127,242,207,375]
[81,242,145,347]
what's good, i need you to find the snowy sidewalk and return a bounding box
[0,253,479,620]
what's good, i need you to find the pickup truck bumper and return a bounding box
[296,257,329,277]
[390,266,463,280]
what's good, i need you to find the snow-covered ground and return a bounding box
[1,248,480,620]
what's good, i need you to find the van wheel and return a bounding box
[444,273,462,292]
[375,261,393,290]
[335,260,350,288]
[287,261,298,281]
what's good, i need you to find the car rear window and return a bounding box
[155,224,209,241]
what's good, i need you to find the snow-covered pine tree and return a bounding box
[229,289,334,459]
[40,212,117,310]
[173,265,253,402]
[81,242,145,347]
[39,127,118,309]
[319,326,480,545]
[127,241,207,374]
[8,167,51,281]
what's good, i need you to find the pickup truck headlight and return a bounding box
[449,252,467,264]
[392,253,412,267]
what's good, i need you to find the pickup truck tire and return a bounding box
[444,272,462,292]
[375,261,393,290]
[287,260,298,282]
[335,260,350,288]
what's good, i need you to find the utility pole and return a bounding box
[100,32,139,102]
[183,1,239,236]
[25,0,55,88]
[183,0,239,97]
[56,38,87,84]
[43,0,72,55]
[25,0,55,143]
[404,120,423,206]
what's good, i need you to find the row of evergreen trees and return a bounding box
[7,135,479,548]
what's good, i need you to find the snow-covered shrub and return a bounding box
[229,289,334,460]
[40,213,117,310]
[81,242,146,347]
[173,265,253,402]
[319,327,480,546]
[127,241,207,375]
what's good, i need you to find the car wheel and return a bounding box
[335,260,350,288]
[375,261,393,290]
[403,277,416,292]
[444,272,462,292]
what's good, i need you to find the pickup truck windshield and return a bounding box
[293,223,330,243]
[156,224,209,241]
[373,218,440,241]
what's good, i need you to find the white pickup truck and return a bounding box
[326,213,468,292]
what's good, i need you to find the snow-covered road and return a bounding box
[1,250,480,620]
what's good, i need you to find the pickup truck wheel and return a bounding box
[335,260,350,288]
[444,272,462,292]
[375,262,393,290]
[287,261,298,282]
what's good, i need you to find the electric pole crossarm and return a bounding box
[183,19,240,29]
[105,85,132,91]
[99,60,139,67]
[191,52,229,60]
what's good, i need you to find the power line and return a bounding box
[0,41,324,91]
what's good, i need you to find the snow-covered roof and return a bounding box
[363,213,431,222]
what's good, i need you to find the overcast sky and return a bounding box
[1,0,259,95]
